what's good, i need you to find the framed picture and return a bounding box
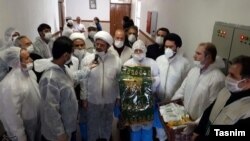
[89,0,96,9]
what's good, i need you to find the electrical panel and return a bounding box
[212,22,250,73]
[212,22,235,61]
[230,26,250,60]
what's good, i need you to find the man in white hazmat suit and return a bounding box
[155,33,191,141]
[171,42,225,139]
[39,36,78,141]
[80,31,121,141]
[123,40,160,141]
[33,23,60,58]
[0,47,41,141]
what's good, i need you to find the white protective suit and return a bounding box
[109,45,132,65]
[171,63,225,121]
[123,40,160,94]
[0,47,41,141]
[156,53,191,101]
[39,61,78,141]
[80,52,121,103]
[33,37,53,58]
[123,40,160,132]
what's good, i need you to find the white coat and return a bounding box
[109,45,132,65]
[80,51,121,104]
[172,63,225,120]
[156,54,191,101]
[0,69,41,141]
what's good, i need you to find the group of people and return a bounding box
[0,16,250,141]
[62,16,102,38]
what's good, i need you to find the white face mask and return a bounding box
[155,36,164,45]
[114,40,124,48]
[225,77,245,93]
[89,31,96,39]
[74,49,85,58]
[193,60,205,68]
[27,45,34,53]
[133,53,145,62]
[165,48,175,58]
[44,32,52,40]
[22,63,33,72]
[128,34,136,43]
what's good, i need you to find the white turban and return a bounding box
[70,33,86,41]
[132,40,147,53]
[94,31,113,46]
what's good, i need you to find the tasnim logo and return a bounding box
[214,129,245,136]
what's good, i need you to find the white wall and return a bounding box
[139,0,250,60]
[66,0,110,21]
[0,0,59,42]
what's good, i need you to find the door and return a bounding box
[110,3,131,36]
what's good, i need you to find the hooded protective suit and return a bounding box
[0,47,41,141]
[123,40,160,141]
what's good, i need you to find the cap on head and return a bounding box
[94,31,113,46]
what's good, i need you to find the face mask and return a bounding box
[27,45,34,53]
[114,40,124,48]
[165,48,175,58]
[128,34,136,43]
[89,31,96,39]
[133,53,145,62]
[74,49,85,58]
[22,63,33,72]
[65,57,72,65]
[225,77,245,92]
[44,32,52,40]
[155,36,164,45]
[193,60,205,68]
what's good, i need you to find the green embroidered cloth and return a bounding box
[119,66,154,125]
